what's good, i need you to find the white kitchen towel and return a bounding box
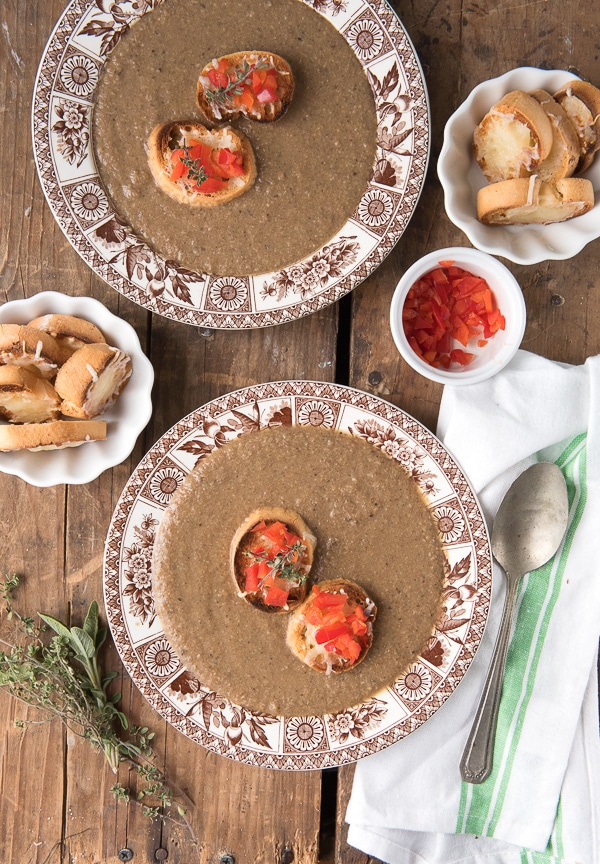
[346,350,600,864]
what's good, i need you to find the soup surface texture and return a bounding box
[93,0,377,276]
[152,425,446,716]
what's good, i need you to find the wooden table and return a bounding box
[1,0,598,861]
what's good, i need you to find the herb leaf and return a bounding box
[83,600,99,643]
[38,613,72,642]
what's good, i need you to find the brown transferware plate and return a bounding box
[103,381,492,769]
[32,0,429,329]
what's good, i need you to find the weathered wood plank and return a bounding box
[0,482,68,863]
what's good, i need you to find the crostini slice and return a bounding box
[230,508,316,614]
[0,366,61,424]
[54,343,132,419]
[473,89,554,183]
[553,79,600,173]
[28,313,106,356]
[197,51,294,123]
[477,176,594,225]
[0,324,69,378]
[0,418,106,451]
[147,120,257,207]
[529,89,581,181]
[286,579,377,674]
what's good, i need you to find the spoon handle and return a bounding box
[460,574,521,784]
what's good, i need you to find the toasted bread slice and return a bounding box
[553,79,600,172]
[0,366,61,423]
[54,343,132,419]
[28,314,105,356]
[0,419,106,451]
[473,89,554,183]
[529,89,580,180]
[286,579,377,674]
[0,324,69,378]
[197,51,294,123]
[477,176,594,225]
[147,120,257,207]
[231,508,316,614]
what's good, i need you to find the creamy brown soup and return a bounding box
[93,0,377,276]
[153,425,446,716]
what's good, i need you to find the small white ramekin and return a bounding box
[390,247,526,386]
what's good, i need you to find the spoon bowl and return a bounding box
[492,462,570,577]
[460,461,569,784]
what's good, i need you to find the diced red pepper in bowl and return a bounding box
[402,262,506,370]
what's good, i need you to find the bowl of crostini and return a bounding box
[0,292,154,486]
[438,67,600,265]
[390,247,526,385]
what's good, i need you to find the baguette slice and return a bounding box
[0,366,61,423]
[230,508,316,614]
[477,176,594,225]
[0,324,69,378]
[0,419,106,451]
[54,343,132,419]
[473,89,554,183]
[529,89,580,180]
[197,51,294,123]
[147,120,257,208]
[286,579,377,674]
[553,79,600,173]
[28,314,105,356]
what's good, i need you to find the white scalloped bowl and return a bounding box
[390,247,526,385]
[0,292,154,486]
[438,67,600,265]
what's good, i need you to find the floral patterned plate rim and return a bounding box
[32,0,429,330]
[103,381,492,770]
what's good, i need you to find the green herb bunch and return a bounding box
[0,575,193,832]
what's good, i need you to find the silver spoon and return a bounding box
[460,461,569,784]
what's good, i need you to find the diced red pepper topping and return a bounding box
[402,263,506,369]
[204,58,281,113]
[168,143,245,195]
[306,585,371,663]
[243,520,307,608]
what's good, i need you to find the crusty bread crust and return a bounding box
[54,343,132,419]
[0,366,61,423]
[230,507,316,614]
[529,89,580,181]
[28,314,105,354]
[0,419,106,451]
[0,324,69,378]
[286,578,377,674]
[197,51,294,123]
[473,89,554,183]
[554,79,600,170]
[477,176,595,225]
[147,120,257,208]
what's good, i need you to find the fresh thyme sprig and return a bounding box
[179,143,208,187]
[205,59,270,105]
[0,575,195,840]
[246,540,308,586]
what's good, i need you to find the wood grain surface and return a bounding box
[1,0,599,862]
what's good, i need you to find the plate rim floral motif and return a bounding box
[103,381,492,770]
[32,0,430,329]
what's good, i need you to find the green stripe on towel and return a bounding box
[456,434,587,853]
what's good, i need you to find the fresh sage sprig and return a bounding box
[0,575,194,836]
